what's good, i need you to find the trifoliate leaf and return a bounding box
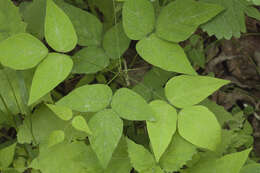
[147,100,177,162]
[31,142,103,173]
[201,0,260,39]
[122,0,155,40]
[0,142,16,168]
[178,106,221,151]
[57,84,112,112]
[45,0,77,52]
[48,130,65,147]
[89,109,123,168]
[21,0,46,39]
[126,138,157,172]
[46,104,73,121]
[160,133,197,172]
[0,33,48,70]
[156,0,223,42]
[28,53,73,105]
[111,88,157,121]
[105,137,132,173]
[102,23,131,59]
[72,115,92,135]
[165,75,230,108]
[0,0,26,42]
[136,34,196,75]
[72,47,109,74]
[55,0,103,46]
[240,163,260,173]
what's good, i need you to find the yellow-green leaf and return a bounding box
[46,104,73,121]
[178,106,221,151]
[0,33,48,70]
[44,0,77,52]
[147,100,177,162]
[29,53,73,105]
[72,115,92,135]
[48,130,65,147]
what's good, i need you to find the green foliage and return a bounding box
[0,0,258,172]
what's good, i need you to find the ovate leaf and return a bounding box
[136,34,196,75]
[0,0,26,41]
[103,23,131,59]
[126,138,156,172]
[72,47,109,74]
[45,0,77,52]
[160,133,197,172]
[57,84,112,112]
[0,142,16,168]
[48,130,65,147]
[55,0,103,46]
[178,106,221,151]
[46,104,73,121]
[165,75,229,108]
[147,100,177,162]
[122,0,155,40]
[0,33,48,70]
[29,53,73,105]
[156,0,223,42]
[89,109,123,168]
[111,88,156,121]
[72,115,92,135]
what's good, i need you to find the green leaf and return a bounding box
[0,33,48,70]
[126,138,156,172]
[72,47,109,74]
[122,0,155,40]
[165,75,230,108]
[29,53,73,105]
[31,142,103,173]
[0,142,16,168]
[57,84,112,112]
[55,0,103,46]
[178,106,221,151]
[111,88,156,121]
[240,163,260,173]
[48,130,65,147]
[160,133,197,172]
[46,104,73,121]
[200,99,233,126]
[89,109,123,168]
[156,0,223,42]
[136,34,196,75]
[215,148,252,173]
[102,23,131,59]
[147,100,177,162]
[0,0,26,42]
[105,137,132,173]
[201,0,260,39]
[72,115,92,135]
[45,0,77,52]
[21,0,46,39]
